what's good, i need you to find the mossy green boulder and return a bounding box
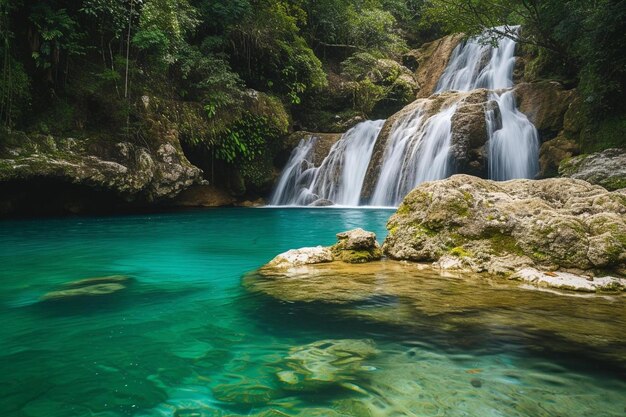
[383,175,626,277]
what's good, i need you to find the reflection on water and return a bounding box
[0,208,624,417]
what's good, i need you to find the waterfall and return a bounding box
[269,120,384,206]
[271,26,540,206]
[370,104,457,206]
[487,91,539,180]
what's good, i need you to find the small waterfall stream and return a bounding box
[269,120,384,206]
[271,27,540,206]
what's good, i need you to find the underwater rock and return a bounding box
[40,275,131,301]
[384,175,626,279]
[559,148,626,191]
[211,382,280,406]
[276,339,378,392]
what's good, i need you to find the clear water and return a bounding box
[1,209,624,417]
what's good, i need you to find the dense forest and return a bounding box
[0,0,624,197]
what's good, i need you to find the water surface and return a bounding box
[0,208,624,417]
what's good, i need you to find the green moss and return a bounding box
[601,177,626,191]
[396,203,411,215]
[412,224,438,238]
[449,246,471,258]
[481,231,524,256]
[339,249,382,264]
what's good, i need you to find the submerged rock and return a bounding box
[559,148,626,191]
[41,275,131,301]
[384,175,626,278]
[277,339,378,392]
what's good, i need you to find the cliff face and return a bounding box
[0,130,203,216]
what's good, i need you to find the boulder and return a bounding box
[384,175,626,277]
[538,135,580,178]
[559,148,626,191]
[331,228,382,263]
[264,246,334,270]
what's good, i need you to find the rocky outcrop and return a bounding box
[280,131,342,167]
[331,228,383,263]
[170,184,236,207]
[407,33,465,98]
[0,131,202,215]
[384,175,626,277]
[449,89,493,177]
[514,81,576,139]
[264,246,334,270]
[263,229,382,271]
[538,135,580,178]
[559,148,626,191]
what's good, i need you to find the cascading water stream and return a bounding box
[269,120,384,206]
[271,26,540,206]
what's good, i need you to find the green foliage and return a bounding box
[28,4,85,70]
[134,0,198,63]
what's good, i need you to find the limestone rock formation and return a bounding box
[410,33,465,98]
[263,229,383,271]
[264,246,334,270]
[559,148,626,191]
[170,184,236,207]
[0,131,202,215]
[384,174,626,277]
[538,135,579,178]
[331,228,383,263]
[514,81,576,138]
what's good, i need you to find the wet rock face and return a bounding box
[412,34,465,98]
[383,174,626,276]
[538,135,579,178]
[559,148,626,191]
[0,132,203,214]
[513,81,576,139]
